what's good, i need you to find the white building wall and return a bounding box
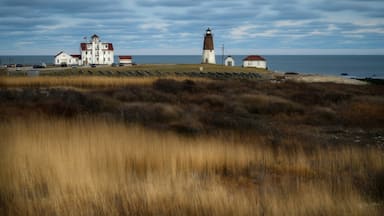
[202,50,216,64]
[102,49,113,64]
[54,52,82,66]
[81,41,114,65]
[243,60,267,69]
[119,59,132,64]
[224,57,235,66]
[55,53,69,65]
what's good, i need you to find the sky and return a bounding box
[0,0,383,55]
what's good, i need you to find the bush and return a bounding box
[239,93,303,115]
[113,86,176,103]
[340,97,384,128]
[153,79,182,93]
[181,79,198,92]
[121,102,182,124]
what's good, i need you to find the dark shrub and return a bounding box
[113,87,176,103]
[122,103,182,124]
[153,79,182,93]
[372,170,384,201]
[182,79,198,92]
[39,99,81,117]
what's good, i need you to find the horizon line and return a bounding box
[1,49,384,56]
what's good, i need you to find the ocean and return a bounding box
[1,55,383,79]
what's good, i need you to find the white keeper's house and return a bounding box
[242,55,267,69]
[54,51,82,66]
[80,34,114,65]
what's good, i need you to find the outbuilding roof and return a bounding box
[70,54,81,59]
[119,56,132,59]
[54,51,64,57]
[243,55,266,61]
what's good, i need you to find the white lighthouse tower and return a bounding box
[201,28,216,64]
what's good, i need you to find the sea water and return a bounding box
[1,55,383,79]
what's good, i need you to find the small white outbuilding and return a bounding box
[118,56,133,66]
[54,51,82,66]
[224,56,235,66]
[242,55,267,69]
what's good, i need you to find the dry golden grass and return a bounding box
[63,64,269,74]
[0,116,382,215]
[120,64,269,73]
[0,76,153,88]
[0,76,210,88]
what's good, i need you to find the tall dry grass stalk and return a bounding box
[0,76,156,88]
[0,117,382,215]
[0,76,208,88]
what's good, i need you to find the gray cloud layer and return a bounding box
[0,0,383,54]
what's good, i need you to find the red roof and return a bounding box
[243,55,266,61]
[108,43,114,51]
[80,43,87,51]
[119,56,132,59]
[71,54,81,59]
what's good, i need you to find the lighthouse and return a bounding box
[201,28,216,64]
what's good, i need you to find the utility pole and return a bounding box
[222,44,224,65]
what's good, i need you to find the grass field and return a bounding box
[0,76,197,88]
[0,76,383,215]
[0,117,383,215]
[1,64,271,76]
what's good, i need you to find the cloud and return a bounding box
[136,0,202,7]
[139,21,170,32]
[342,28,384,34]
[230,25,279,39]
[0,0,383,54]
[274,20,311,27]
